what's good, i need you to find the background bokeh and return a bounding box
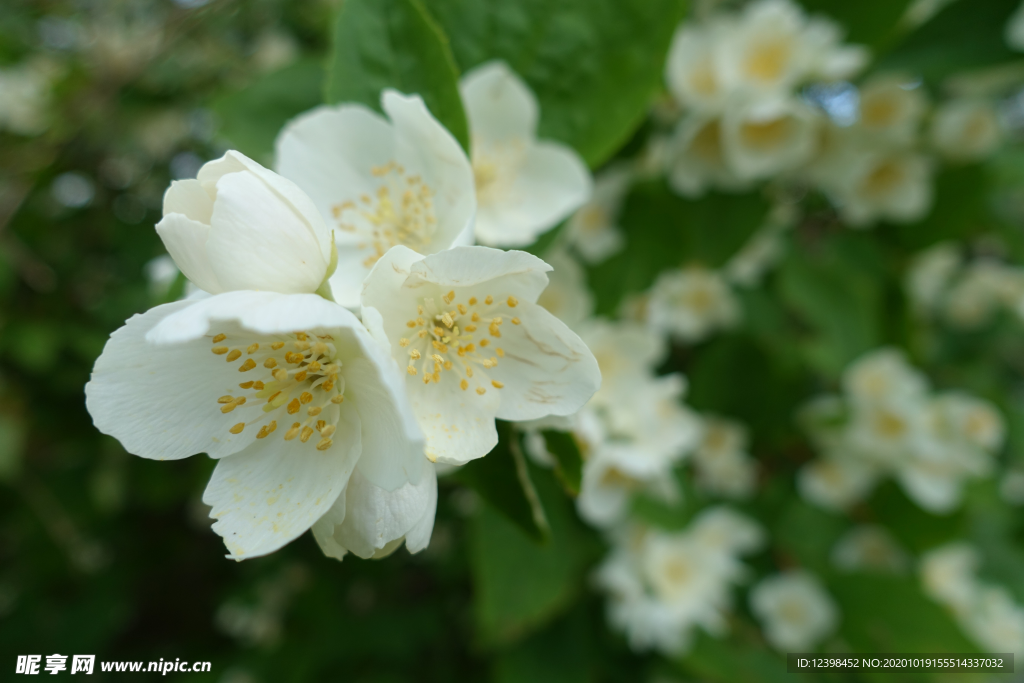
[4,0,1024,681]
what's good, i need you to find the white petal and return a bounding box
[409,246,552,301]
[408,376,500,465]
[328,246,376,309]
[203,400,362,560]
[147,291,359,345]
[86,301,266,460]
[383,90,477,253]
[163,179,213,224]
[205,171,328,294]
[488,302,600,421]
[325,465,437,559]
[154,213,222,294]
[200,150,333,259]
[460,60,538,143]
[311,489,348,561]
[475,141,592,247]
[275,104,394,230]
[347,354,427,491]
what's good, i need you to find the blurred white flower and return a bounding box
[252,31,299,73]
[144,255,180,298]
[920,542,981,615]
[842,348,928,407]
[798,455,878,510]
[963,586,1024,655]
[831,525,909,573]
[157,150,336,297]
[668,115,749,197]
[0,58,60,136]
[856,75,928,145]
[943,260,1024,328]
[564,165,632,264]
[595,510,762,655]
[535,249,594,330]
[930,100,1002,162]
[85,292,426,560]
[646,266,740,342]
[829,149,934,226]
[361,245,600,465]
[276,91,475,308]
[692,416,757,499]
[721,98,820,180]
[716,0,866,98]
[750,571,839,651]
[460,61,592,247]
[1000,469,1024,505]
[665,22,730,112]
[906,242,962,313]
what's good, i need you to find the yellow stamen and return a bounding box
[226,349,242,362]
[238,358,256,372]
[507,296,518,308]
[492,380,504,389]
[247,343,259,354]
[229,423,245,434]
[212,333,227,343]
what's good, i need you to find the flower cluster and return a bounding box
[921,543,1024,657]
[798,348,1004,514]
[659,0,1005,227]
[593,508,764,655]
[907,242,1024,329]
[86,75,601,562]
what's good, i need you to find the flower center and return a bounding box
[210,331,346,450]
[331,161,438,268]
[472,137,526,203]
[399,290,522,395]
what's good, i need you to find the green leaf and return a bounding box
[541,430,583,497]
[588,182,769,315]
[325,0,469,151]
[797,0,914,48]
[493,606,593,683]
[210,59,325,165]
[879,0,1021,84]
[891,165,993,251]
[682,631,792,683]
[424,0,687,167]
[454,421,550,543]
[469,462,598,646]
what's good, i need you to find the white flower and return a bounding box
[930,100,1002,162]
[646,266,740,342]
[1001,469,1024,505]
[312,465,437,560]
[943,260,1024,328]
[692,416,757,499]
[829,148,934,226]
[856,75,928,145]
[361,245,600,465]
[689,506,765,556]
[275,91,475,308]
[963,587,1024,655]
[920,542,980,614]
[798,455,878,511]
[721,98,820,180]
[535,248,594,331]
[750,571,839,652]
[85,291,427,560]
[715,0,866,97]
[1007,0,1024,51]
[831,525,909,573]
[156,151,336,297]
[460,61,592,247]
[577,319,668,407]
[665,22,730,112]
[906,242,962,313]
[842,348,928,406]
[668,114,748,197]
[564,164,632,264]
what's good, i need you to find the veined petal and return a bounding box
[475,141,592,247]
[147,291,358,345]
[488,302,601,421]
[460,60,538,143]
[203,399,362,560]
[318,465,437,559]
[408,376,500,465]
[409,246,551,301]
[154,213,222,294]
[205,172,328,294]
[163,179,213,224]
[86,301,265,460]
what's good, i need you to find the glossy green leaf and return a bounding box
[325,0,469,151]
[797,0,914,49]
[424,0,687,167]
